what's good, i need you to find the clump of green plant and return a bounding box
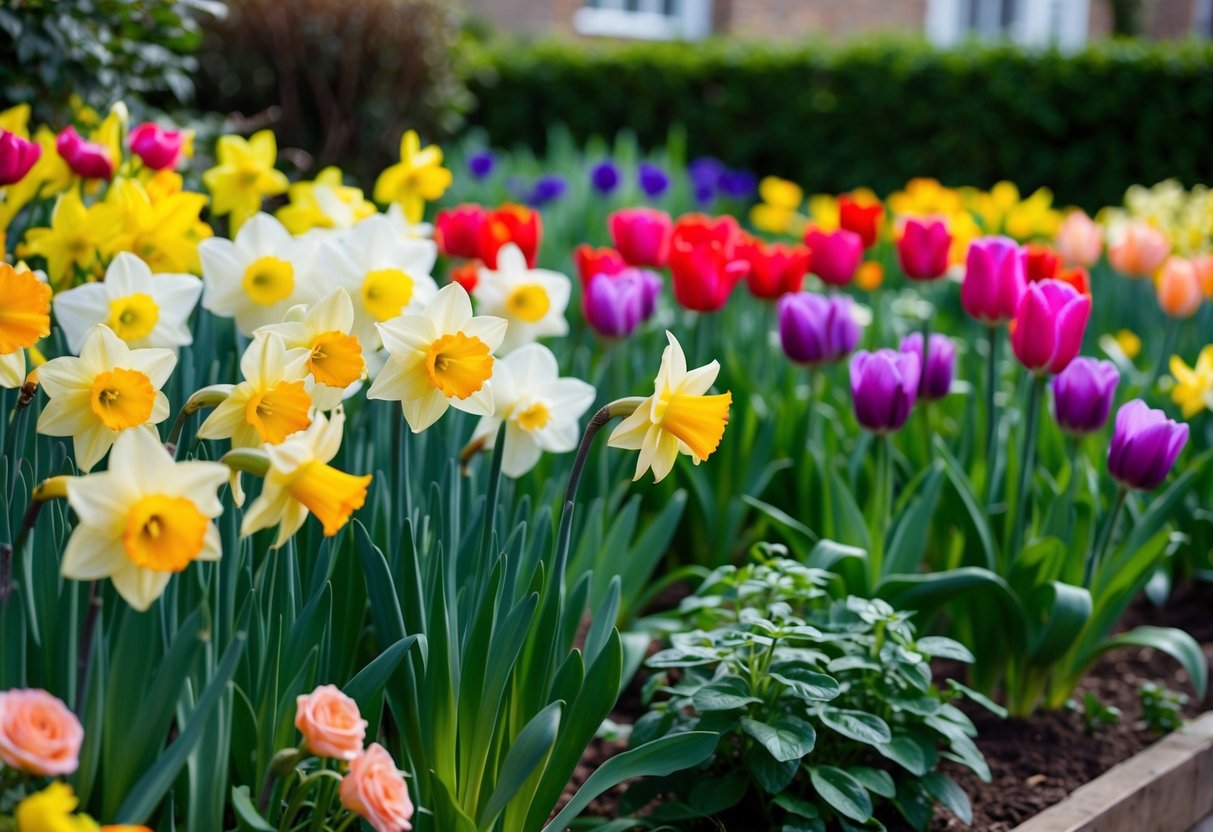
[1139,682,1188,735]
[1067,692,1122,735]
[623,550,1001,830]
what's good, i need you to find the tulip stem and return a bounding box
[869,435,893,586]
[1085,487,1127,588]
[1010,374,1045,559]
[984,325,1000,500]
[1145,317,1179,396]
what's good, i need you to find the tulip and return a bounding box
[128,122,184,170]
[609,207,672,268]
[899,332,955,401]
[1193,252,1213,298]
[667,233,747,313]
[850,349,921,434]
[838,194,883,249]
[55,126,114,180]
[1024,244,1061,283]
[1051,357,1119,435]
[0,129,41,186]
[1056,266,1091,296]
[449,261,480,294]
[1010,279,1091,375]
[1155,256,1203,319]
[435,204,488,260]
[777,292,862,366]
[896,217,951,280]
[803,228,863,287]
[1107,399,1188,491]
[479,203,541,268]
[736,235,810,300]
[1108,219,1171,277]
[573,245,627,287]
[1056,210,1103,267]
[583,268,661,338]
[961,236,1026,325]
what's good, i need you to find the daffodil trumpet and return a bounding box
[165,384,233,456]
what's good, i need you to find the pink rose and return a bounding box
[0,688,84,776]
[295,684,367,761]
[340,744,414,832]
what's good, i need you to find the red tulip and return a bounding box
[128,122,184,170]
[449,260,481,293]
[478,203,541,268]
[0,130,41,186]
[435,204,488,260]
[1024,244,1061,283]
[838,195,883,249]
[736,234,810,300]
[573,245,627,288]
[668,214,747,311]
[1009,279,1091,375]
[55,126,114,181]
[1056,266,1090,297]
[609,208,672,268]
[804,228,864,287]
[896,218,951,280]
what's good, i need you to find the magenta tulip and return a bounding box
[55,126,114,181]
[961,236,1026,325]
[129,122,184,170]
[608,208,672,268]
[896,218,951,281]
[803,228,863,287]
[0,130,41,186]
[1009,279,1091,375]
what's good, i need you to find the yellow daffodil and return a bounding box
[1003,187,1062,241]
[749,176,805,235]
[36,325,175,472]
[196,333,314,448]
[805,193,840,232]
[473,243,570,354]
[967,180,1021,232]
[372,130,452,224]
[276,166,376,234]
[470,343,596,478]
[367,283,506,433]
[887,178,964,218]
[0,261,52,387]
[239,409,371,547]
[0,103,30,137]
[14,782,100,832]
[199,212,318,336]
[315,214,439,354]
[1114,329,1142,360]
[61,427,227,612]
[104,177,211,274]
[19,191,122,288]
[256,289,366,410]
[1170,346,1213,418]
[201,130,289,234]
[608,331,731,483]
[53,252,202,354]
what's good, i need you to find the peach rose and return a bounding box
[0,688,84,776]
[1156,256,1203,319]
[340,743,414,832]
[295,684,367,761]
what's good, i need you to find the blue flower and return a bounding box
[527,174,568,207]
[590,160,620,194]
[637,162,670,198]
[468,150,495,180]
[719,169,757,200]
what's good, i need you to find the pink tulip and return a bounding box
[1055,210,1103,267]
[803,228,863,287]
[128,122,184,170]
[608,208,672,268]
[961,236,1026,325]
[1010,279,1091,375]
[896,217,952,280]
[0,130,41,186]
[55,126,114,180]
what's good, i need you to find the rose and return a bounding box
[0,688,84,776]
[295,684,367,761]
[340,743,415,832]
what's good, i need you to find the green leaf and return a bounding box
[809,765,873,823]
[770,663,841,702]
[747,743,799,793]
[688,770,748,815]
[230,786,275,832]
[849,766,895,799]
[875,736,927,776]
[946,679,1008,718]
[885,464,944,576]
[542,731,718,832]
[820,709,892,747]
[806,539,867,572]
[773,793,821,819]
[692,678,762,711]
[740,716,816,762]
[478,701,562,828]
[343,635,419,714]
[1029,582,1092,664]
[914,636,975,663]
[922,772,972,823]
[1084,626,1208,699]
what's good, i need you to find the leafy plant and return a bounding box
[1067,692,1122,735]
[1138,681,1187,735]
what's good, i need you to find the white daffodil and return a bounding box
[196,332,313,449]
[380,201,434,241]
[366,283,506,433]
[36,324,175,472]
[316,214,439,354]
[608,331,731,483]
[256,289,365,411]
[61,428,227,612]
[52,252,202,354]
[473,243,570,354]
[470,343,596,478]
[199,212,317,336]
[240,409,371,548]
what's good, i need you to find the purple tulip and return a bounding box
[961,236,1026,325]
[638,162,670,198]
[1052,358,1120,435]
[590,160,620,194]
[899,332,955,401]
[851,349,921,434]
[777,292,862,366]
[1107,400,1189,491]
[582,268,662,338]
[468,150,495,180]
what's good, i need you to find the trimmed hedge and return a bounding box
[461,37,1213,210]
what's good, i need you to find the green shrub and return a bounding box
[462,36,1213,211]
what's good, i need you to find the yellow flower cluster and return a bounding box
[1102,179,1213,256]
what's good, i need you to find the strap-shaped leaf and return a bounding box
[1029,581,1092,664]
[477,701,562,828]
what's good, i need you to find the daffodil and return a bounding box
[0,102,30,136]
[380,201,435,241]
[256,289,365,410]
[0,261,52,387]
[199,212,317,336]
[36,325,175,472]
[239,409,371,547]
[470,343,596,478]
[1170,345,1213,418]
[314,214,439,354]
[61,427,227,612]
[104,177,211,274]
[1004,186,1062,241]
[19,190,122,287]
[472,243,570,354]
[749,176,806,235]
[14,781,101,832]
[276,166,376,235]
[608,331,731,483]
[196,333,314,448]
[367,283,506,433]
[372,130,452,224]
[52,252,202,354]
[201,130,290,234]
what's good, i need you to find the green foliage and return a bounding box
[1067,692,1122,736]
[462,37,1213,210]
[627,554,997,830]
[1138,681,1188,735]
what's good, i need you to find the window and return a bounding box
[926,0,1089,49]
[573,0,712,41]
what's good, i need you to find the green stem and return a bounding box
[477,421,507,569]
[984,325,1000,501]
[1085,487,1128,588]
[1145,317,1179,396]
[1009,375,1045,559]
[869,436,893,587]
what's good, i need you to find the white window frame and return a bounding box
[926,0,1088,50]
[573,0,712,41]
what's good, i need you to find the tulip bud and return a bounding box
[804,228,863,287]
[850,348,921,434]
[777,292,862,366]
[1155,256,1203,319]
[1051,357,1119,435]
[1108,219,1170,278]
[1055,210,1103,267]
[1107,399,1188,491]
[896,218,951,281]
[1009,279,1091,375]
[609,207,672,268]
[55,126,114,180]
[899,332,955,401]
[961,236,1025,325]
[582,268,661,339]
[0,130,41,186]
[128,122,184,170]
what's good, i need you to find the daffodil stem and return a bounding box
[1010,374,1045,559]
[75,581,101,716]
[984,325,1000,501]
[555,404,624,579]
[1085,487,1127,589]
[165,407,192,458]
[478,422,507,569]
